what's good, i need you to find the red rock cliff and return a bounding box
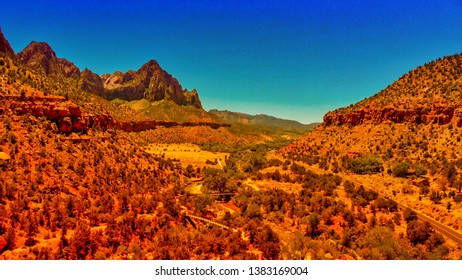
[0,93,228,133]
[323,104,462,127]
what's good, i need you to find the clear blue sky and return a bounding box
[2,0,462,123]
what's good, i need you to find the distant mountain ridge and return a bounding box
[209,109,319,132]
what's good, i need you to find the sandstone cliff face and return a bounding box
[78,69,104,95]
[18,42,80,78]
[183,89,202,109]
[0,93,226,134]
[323,103,462,127]
[322,53,462,129]
[0,94,114,133]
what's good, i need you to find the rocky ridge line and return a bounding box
[323,103,462,127]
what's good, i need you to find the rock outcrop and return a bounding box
[322,53,462,128]
[0,94,114,133]
[10,32,204,113]
[0,93,227,134]
[183,89,202,109]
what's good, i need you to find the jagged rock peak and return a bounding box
[18,41,56,60]
[18,41,80,78]
[140,59,161,70]
[99,59,203,108]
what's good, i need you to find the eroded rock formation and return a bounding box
[0,93,227,134]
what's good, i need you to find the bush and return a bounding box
[414,164,427,177]
[391,162,410,177]
[407,220,434,245]
[454,194,462,204]
[347,156,382,174]
[430,191,442,204]
[403,208,418,223]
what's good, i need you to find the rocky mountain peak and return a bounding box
[19,41,56,60]
[18,41,80,78]
[139,59,161,71]
[98,59,202,108]
[3,29,203,109]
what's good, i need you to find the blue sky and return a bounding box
[2,0,462,123]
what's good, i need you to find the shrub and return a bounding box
[414,164,427,177]
[391,162,410,177]
[403,208,418,223]
[347,156,382,174]
[407,220,434,245]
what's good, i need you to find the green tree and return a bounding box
[305,214,321,238]
[24,211,38,247]
[4,227,15,251]
[403,208,418,223]
[414,164,427,177]
[245,203,262,220]
[363,226,402,260]
[243,152,267,173]
[255,225,280,260]
[407,220,433,245]
[203,168,228,192]
[347,156,382,174]
[391,162,410,177]
[194,194,213,214]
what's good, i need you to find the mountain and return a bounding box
[18,41,80,78]
[209,109,319,132]
[17,41,202,108]
[282,53,462,165]
[0,31,269,144]
[323,53,462,127]
[95,60,202,108]
[115,99,221,123]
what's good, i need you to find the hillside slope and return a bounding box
[281,52,462,237]
[324,53,462,126]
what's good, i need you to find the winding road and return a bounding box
[394,201,462,246]
[352,177,462,246]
